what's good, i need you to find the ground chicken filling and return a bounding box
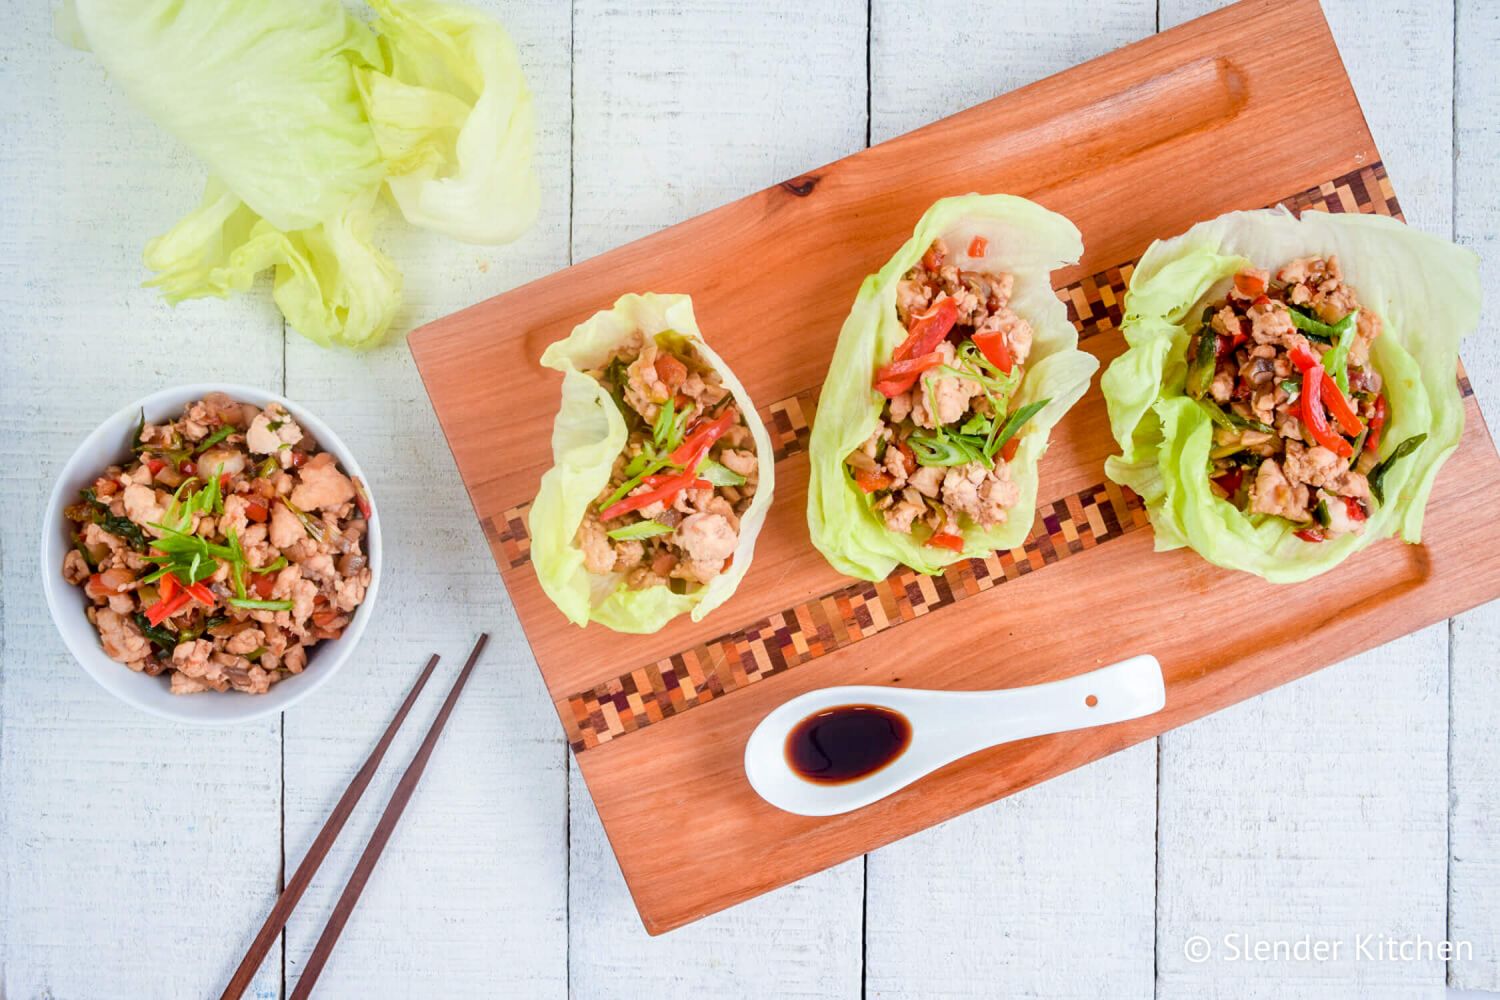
[574,331,759,592]
[845,237,1049,551]
[62,394,373,694]
[1189,255,1419,542]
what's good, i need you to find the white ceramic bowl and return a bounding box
[41,383,382,724]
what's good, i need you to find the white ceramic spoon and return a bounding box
[743,654,1165,817]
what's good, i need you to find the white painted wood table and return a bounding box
[2,1,1496,997]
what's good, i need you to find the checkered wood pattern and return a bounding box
[1062,162,1402,341]
[560,481,1148,751]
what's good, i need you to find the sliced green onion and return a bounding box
[991,398,1052,457]
[193,425,234,453]
[606,520,675,541]
[253,556,288,575]
[1195,399,1274,435]
[227,598,295,611]
[598,456,673,513]
[959,412,994,438]
[1321,312,1359,394]
[1288,305,1357,343]
[652,397,676,450]
[1369,433,1427,504]
[697,459,746,487]
[909,428,987,468]
[279,498,324,542]
[1186,329,1217,399]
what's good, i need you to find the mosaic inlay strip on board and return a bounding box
[1060,161,1400,340]
[487,164,1401,572]
[562,481,1148,751]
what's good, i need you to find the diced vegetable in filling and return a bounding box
[575,332,759,591]
[61,393,373,694]
[1188,256,1423,542]
[844,238,1049,548]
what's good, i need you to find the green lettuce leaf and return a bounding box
[1101,207,1481,582]
[63,0,537,349]
[807,194,1097,580]
[530,294,775,633]
[359,0,540,245]
[143,179,402,350]
[66,0,385,233]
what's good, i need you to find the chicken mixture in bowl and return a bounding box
[61,393,374,694]
[845,237,1050,552]
[1188,256,1423,541]
[575,332,760,592]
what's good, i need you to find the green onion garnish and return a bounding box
[227,598,295,611]
[606,520,675,541]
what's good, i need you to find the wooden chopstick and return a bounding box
[221,652,444,1000]
[288,632,489,1000]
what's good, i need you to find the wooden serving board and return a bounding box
[410,0,1500,934]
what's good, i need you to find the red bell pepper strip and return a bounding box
[925,531,965,552]
[184,581,216,607]
[1001,437,1021,463]
[146,457,166,477]
[1293,528,1325,543]
[1288,346,1354,457]
[890,297,959,363]
[668,408,738,469]
[1287,343,1362,434]
[251,573,277,599]
[971,329,1014,374]
[967,236,988,258]
[921,245,944,272]
[1212,468,1244,497]
[1342,496,1368,522]
[159,573,179,603]
[853,468,896,493]
[1317,378,1362,436]
[1366,395,1387,455]
[873,351,946,398]
[144,589,193,627]
[1299,369,1353,458]
[599,470,711,521]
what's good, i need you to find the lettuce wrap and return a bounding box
[1102,207,1481,582]
[531,293,775,633]
[807,194,1097,580]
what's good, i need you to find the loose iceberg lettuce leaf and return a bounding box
[360,0,540,245]
[67,0,385,233]
[63,0,539,349]
[1102,207,1481,582]
[531,294,775,633]
[807,194,1096,581]
[144,180,401,349]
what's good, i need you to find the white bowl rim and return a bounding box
[40,382,383,725]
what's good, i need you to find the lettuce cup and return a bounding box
[807,194,1098,581]
[1102,208,1481,583]
[531,293,774,632]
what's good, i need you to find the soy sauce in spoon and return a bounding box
[784,704,912,784]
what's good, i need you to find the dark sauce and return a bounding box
[785,704,912,784]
